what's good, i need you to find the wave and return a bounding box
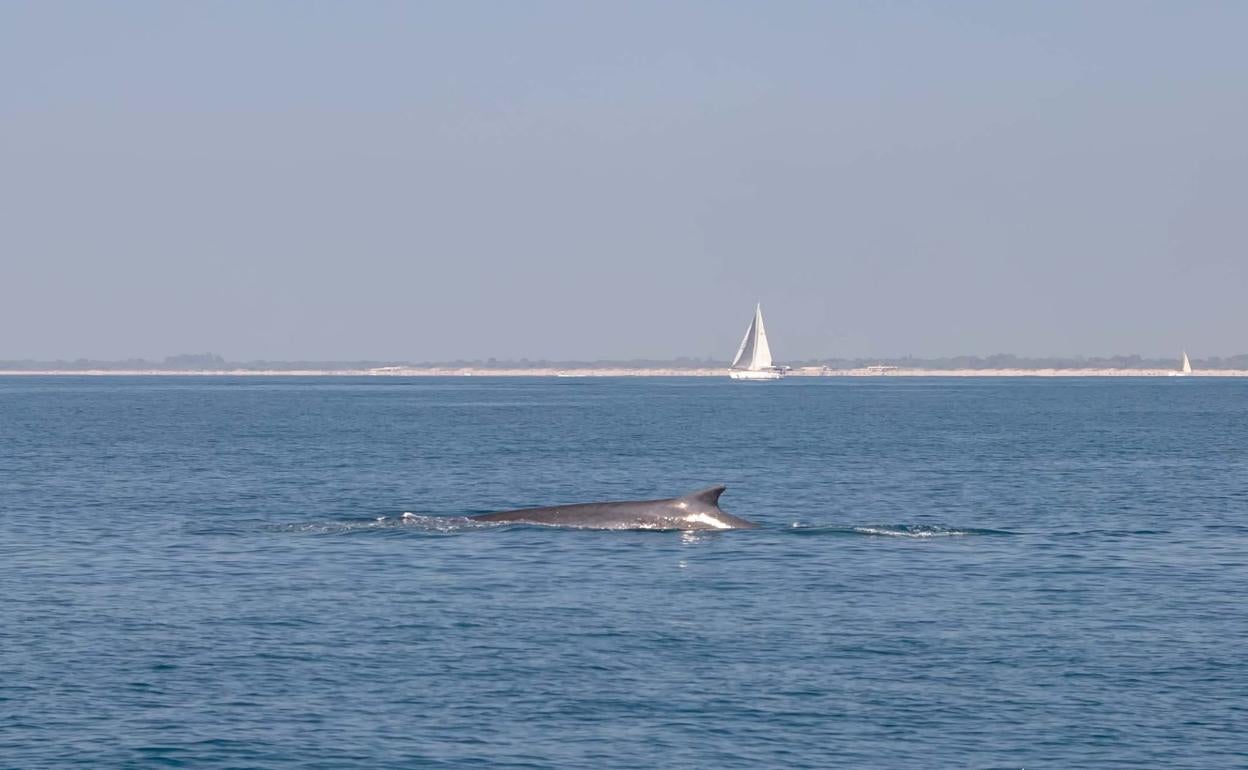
[1052,528,1169,537]
[785,523,1014,538]
[265,512,498,535]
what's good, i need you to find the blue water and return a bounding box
[3,377,1247,768]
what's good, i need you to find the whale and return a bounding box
[469,485,756,530]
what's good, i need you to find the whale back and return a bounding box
[470,485,755,530]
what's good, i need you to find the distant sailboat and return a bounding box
[1169,351,1193,377]
[729,304,784,381]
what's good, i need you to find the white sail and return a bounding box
[732,304,775,370]
[1182,352,1192,374]
[731,313,757,369]
[729,304,782,379]
[750,305,773,370]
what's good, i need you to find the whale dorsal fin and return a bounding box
[684,485,726,507]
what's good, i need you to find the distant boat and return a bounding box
[1169,351,1193,377]
[729,304,784,381]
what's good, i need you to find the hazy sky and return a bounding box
[3,2,1245,361]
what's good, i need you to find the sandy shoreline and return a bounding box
[2,367,1245,377]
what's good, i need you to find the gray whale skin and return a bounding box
[470,485,756,530]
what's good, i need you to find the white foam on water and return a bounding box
[853,525,970,538]
[270,513,499,535]
[784,522,1010,538]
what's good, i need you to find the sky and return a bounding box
[2,2,1245,361]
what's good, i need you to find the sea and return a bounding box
[2,376,1246,769]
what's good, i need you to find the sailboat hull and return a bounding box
[729,369,783,381]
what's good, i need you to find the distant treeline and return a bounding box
[0,353,407,371]
[797,353,1248,370]
[3,352,1247,371]
[0,354,724,371]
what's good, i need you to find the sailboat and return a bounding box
[729,304,784,380]
[1169,351,1193,377]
